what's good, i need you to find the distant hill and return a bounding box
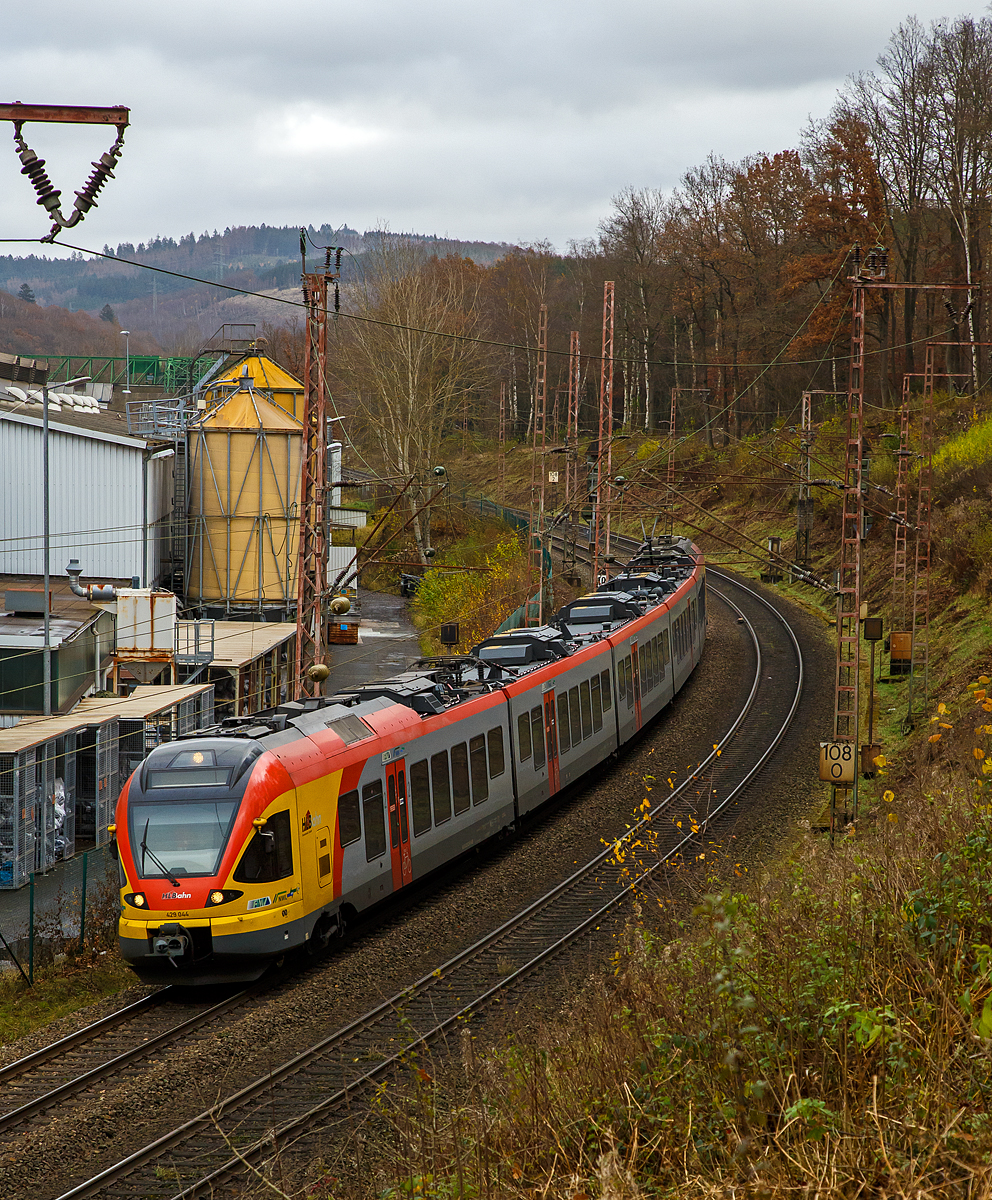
[0,225,514,352]
[0,289,159,358]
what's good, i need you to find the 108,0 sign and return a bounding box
[819,742,856,783]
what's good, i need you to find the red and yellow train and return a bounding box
[115,537,705,984]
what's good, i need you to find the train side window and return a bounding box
[233,810,293,883]
[652,637,660,685]
[617,658,626,702]
[487,727,505,778]
[410,759,432,836]
[338,789,361,848]
[645,639,654,689]
[431,752,451,825]
[517,712,532,762]
[579,681,592,739]
[659,632,667,677]
[556,692,571,753]
[568,687,581,742]
[531,707,546,769]
[387,774,400,848]
[625,656,634,708]
[451,743,471,814]
[363,781,387,861]
[591,675,603,732]
[601,670,612,710]
[470,735,489,804]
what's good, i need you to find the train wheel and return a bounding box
[307,916,333,958]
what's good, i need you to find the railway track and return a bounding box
[49,575,802,1200]
[0,985,266,1137]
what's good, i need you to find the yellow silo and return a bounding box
[186,385,303,615]
[204,351,304,418]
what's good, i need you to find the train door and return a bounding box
[543,689,560,794]
[630,640,643,730]
[385,759,413,889]
[315,824,333,889]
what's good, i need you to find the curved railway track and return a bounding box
[42,575,802,1200]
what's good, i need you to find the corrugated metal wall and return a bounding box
[0,416,171,581]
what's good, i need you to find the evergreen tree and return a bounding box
[17,283,35,304]
[99,304,117,324]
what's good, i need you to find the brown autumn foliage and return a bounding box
[0,290,160,357]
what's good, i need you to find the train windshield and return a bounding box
[129,800,240,879]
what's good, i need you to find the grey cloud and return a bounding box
[0,0,987,250]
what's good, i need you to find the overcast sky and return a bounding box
[0,1,987,255]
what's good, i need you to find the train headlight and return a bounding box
[205,889,243,907]
[124,892,148,908]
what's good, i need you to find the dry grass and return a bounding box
[291,681,992,1200]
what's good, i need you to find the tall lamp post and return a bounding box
[41,374,90,715]
[120,329,131,395]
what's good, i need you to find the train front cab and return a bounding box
[117,739,311,985]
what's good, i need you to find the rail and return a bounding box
[52,575,803,1199]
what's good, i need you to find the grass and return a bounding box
[0,950,136,1049]
[0,868,135,1051]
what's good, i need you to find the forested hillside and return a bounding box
[0,225,512,352]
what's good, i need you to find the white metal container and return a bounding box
[115,589,177,653]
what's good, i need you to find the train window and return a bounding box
[617,658,626,703]
[662,629,670,668]
[531,707,546,770]
[579,681,592,739]
[470,735,489,804]
[569,686,581,740]
[451,743,471,814]
[410,761,432,836]
[625,656,634,708]
[517,713,532,762]
[338,789,361,848]
[326,714,374,745]
[601,670,612,709]
[431,752,452,825]
[233,810,294,884]
[591,675,603,732]
[398,770,409,843]
[651,637,659,686]
[387,774,400,849]
[487,727,505,778]
[363,781,387,861]
[556,692,570,753]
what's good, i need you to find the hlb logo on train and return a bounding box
[819,742,856,784]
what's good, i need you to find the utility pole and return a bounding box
[592,282,614,587]
[890,377,913,675]
[831,245,882,828]
[796,392,813,571]
[526,304,549,624]
[566,331,580,511]
[497,380,506,504]
[295,240,341,698]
